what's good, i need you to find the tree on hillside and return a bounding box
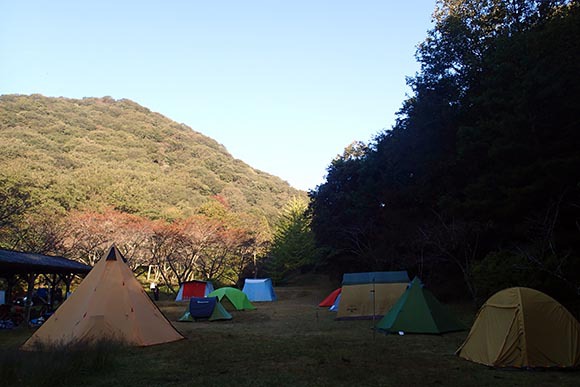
[266,197,318,283]
[9,210,70,255]
[0,180,72,306]
[145,214,260,291]
[60,203,270,290]
[195,226,256,285]
[64,209,152,268]
[0,175,36,249]
[147,220,193,291]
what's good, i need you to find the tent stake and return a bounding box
[371,277,376,340]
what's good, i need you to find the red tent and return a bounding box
[175,280,215,301]
[319,288,341,307]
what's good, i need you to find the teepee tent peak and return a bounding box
[106,245,120,260]
[104,244,128,262]
[22,245,184,349]
[457,287,580,368]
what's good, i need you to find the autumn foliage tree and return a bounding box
[59,202,268,293]
[64,209,152,268]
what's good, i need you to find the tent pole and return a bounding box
[372,277,376,340]
[253,253,257,279]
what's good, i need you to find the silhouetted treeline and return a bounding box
[310,0,580,308]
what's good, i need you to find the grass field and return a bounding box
[0,277,578,387]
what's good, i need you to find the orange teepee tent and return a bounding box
[22,245,184,349]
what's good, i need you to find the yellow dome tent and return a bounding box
[22,245,184,349]
[457,287,580,368]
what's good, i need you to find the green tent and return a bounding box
[207,287,256,311]
[376,277,465,334]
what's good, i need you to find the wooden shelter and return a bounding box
[0,249,91,312]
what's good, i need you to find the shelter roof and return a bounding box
[0,249,92,276]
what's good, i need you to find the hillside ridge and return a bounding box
[0,94,303,221]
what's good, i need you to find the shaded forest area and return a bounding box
[310,1,580,309]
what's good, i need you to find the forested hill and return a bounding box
[0,94,302,221]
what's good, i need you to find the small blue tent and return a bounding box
[242,278,277,302]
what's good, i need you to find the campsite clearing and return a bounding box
[0,277,578,387]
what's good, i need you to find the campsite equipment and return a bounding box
[207,287,256,311]
[376,277,465,334]
[457,287,580,368]
[319,288,341,307]
[242,278,277,301]
[21,245,184,349]
[336,271,409,320]
[179,297,232,322]
[175,280,215,301]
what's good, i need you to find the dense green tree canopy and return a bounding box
[310,0,580,305]
[0,94,303,223]
[266,197,319,283]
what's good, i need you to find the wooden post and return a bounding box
[5,275,16,304]
[43,273,61,311]
[60,273,73,299]
[23,273,38,324]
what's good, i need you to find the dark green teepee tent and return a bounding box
[376,277,465,334]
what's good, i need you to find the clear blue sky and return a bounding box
[1,0,435,191]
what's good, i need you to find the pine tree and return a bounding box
[266,197,317,283]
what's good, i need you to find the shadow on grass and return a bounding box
[0,339,126,387]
